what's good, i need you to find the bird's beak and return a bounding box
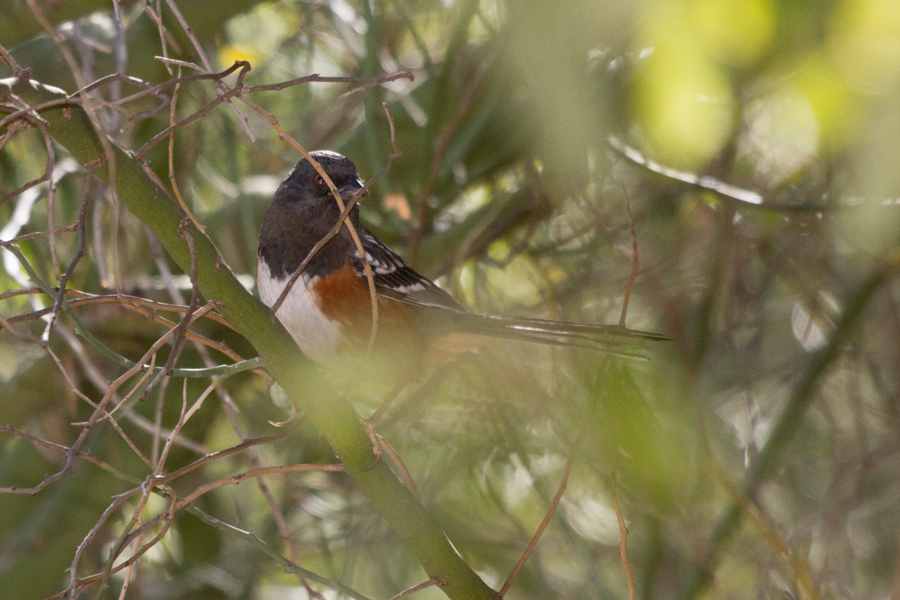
[340,179,368,202]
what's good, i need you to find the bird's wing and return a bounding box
[352,229,669,351]
[352,229,467,312]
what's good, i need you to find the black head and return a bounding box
[279,150,365,203]
[259,151,366,278]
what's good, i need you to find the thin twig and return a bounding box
[374,434,418,498]
[66,489,141,599]
[142,219,201,398]
[611,468,636,600]
[3,287,234,330]
[44,166,94,336]
[25,0,85,88]
[241,70,413,94]
[166,67,206,232]
[0,295,191,495]
[339,69,416,98]
[162,0,255,140]
[134,64,250,159]
[90,463,346,572]
[0,425,135,484]
[499,430,584,596]
[0,42,25,73]
[2,283,246,378]
[0,223,79,248]
[387,578,443,600]
[619,186,639,327]
[189,507,372,600]
[132,64,411,158]
[408,52,495,262]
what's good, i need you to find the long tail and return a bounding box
[450,312,670,353]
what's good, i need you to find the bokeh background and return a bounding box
[2,0,900,598]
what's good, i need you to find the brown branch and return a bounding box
[0,425,117,480]
[86,484,178,600]
[339,70,416,98]
[241,70,414,94]
[45,165,94,334]
[112,63,410,108]
[48,460,341,600]
[133,65,412,159]
[142,219,201,397]
[66,488,142,599]
[145,1,182,64]
[714,465,821,600]
[0,287,41,301]
[0,163,51,207]
[176,463,344,507]
[162,0,255,140]
[374,434,418,498]
[82,464,347,585]
[1,288,235,331]
[0,223,79,247]
[116,306,244,362]
[166,68,206,233]
[2,323,172,494]
[7,423,304,533]
[408,52,495,262]
[0,42,24,74]
[619,186,639,327]
[499,431,583,597]
[134,64,250,158]
[2,296,241,374]
[611,469,636,600]
[388,578,443,600]
[164,427,303,482]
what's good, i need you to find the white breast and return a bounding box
[257,260,343,363]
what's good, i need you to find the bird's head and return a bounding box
[281,150,366,205]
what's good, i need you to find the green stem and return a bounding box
[187,506,375,600]
[2,76,495,600]
[4,245,260,378]
[678,265,893,600]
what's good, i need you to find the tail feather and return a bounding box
[449,312,670,352]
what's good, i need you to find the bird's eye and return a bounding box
[314,175,326,188]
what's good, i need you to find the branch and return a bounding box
[679,264,893,599]
[4,75,495,600]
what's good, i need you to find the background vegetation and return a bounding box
[2,0,900,599]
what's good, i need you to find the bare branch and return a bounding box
[500,431,584,597]
[44,165,94,335]
[611,469,636,600]
[619,186,638,327]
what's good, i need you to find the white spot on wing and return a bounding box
[364,251,395,274]
[395,283,426,294]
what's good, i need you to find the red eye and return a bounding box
[314,175,326,188]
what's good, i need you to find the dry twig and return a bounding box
[611,469,636,600]
[618,186,640,327]
[499,431,584,597]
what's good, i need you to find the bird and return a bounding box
[257,151,668,374]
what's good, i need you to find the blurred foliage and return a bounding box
[2,0,900,599]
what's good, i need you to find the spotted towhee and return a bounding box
[257,151,667,371]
